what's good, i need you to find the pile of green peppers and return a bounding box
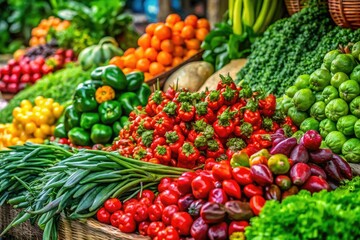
[201,22,253,71]
[54,65,151,146]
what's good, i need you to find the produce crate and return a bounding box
[146,50,204,91]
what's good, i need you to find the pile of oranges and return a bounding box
[109,14,210,81]
[29,16,71,47]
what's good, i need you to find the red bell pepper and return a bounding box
[212,160,232,180]
[258,93,276,117]
[205,90,224,111]
[178,102,195,122]
[194,134,208,150]
[179,122,191,137]
[221,86,239,106]
[244,109,262,131]
[165,129,185,155]
[217,74,237,90]
[191,175,214,199]
[213,108,235,138]
[145,90,165,116]
[150,137,166,150]
[154,145,172,164]
[178,142,200,169]
[249,130,272,148]
[234,122,253,139]
[222,179,241,199]
[152,114,174,137]
[163,101,178,117]
[228,221,249,235]
[226,138,247,159]
[232,167,253,185]
[206,138,225,159]
[195,101,216,124]
[243,184,263,198]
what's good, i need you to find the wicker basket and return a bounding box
[284,0,328,15]
[328,0,360,29]
[0,204,42,240]
[58,216,150,240]
[145,50,204,91]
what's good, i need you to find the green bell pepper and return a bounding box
[90,67,105,80]
[104,65,127,90]
[118,92,141,115]
[230,151,250,168]
[73,85,98,113]
[90,123,113,144]
[126,71,144,91]
[98,100,122,124]
[80,112,100,130]
[68,127,91,146]
[64,105,80,132]
[136,83,151,106]
[54,123,67,138]
[77,80,103,89]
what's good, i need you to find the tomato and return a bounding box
[110,210,123,227]
[249,195,266,216]
[171,212,193,236]
[139,197,152,207]
[138,221,150,236]
[124,203,138,216]
[154,195,163,205]
[96,207,110,224]
[147,221,166,238]
[158,177,173,193]
[118,213,136,233]
[134,203,149,222]
[162,205,179,226]
[148,204,163,221]
[137,189,155,202]
[123,199,139,209]
[104,198,122,213]
[159,189,180,206]
[157,226,180,240]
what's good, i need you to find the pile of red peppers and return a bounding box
[110,74,297,168]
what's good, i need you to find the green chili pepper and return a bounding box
[126,71,144,91]
[118,92,141,115]
[136,83,151,106]
[80,112,100,130]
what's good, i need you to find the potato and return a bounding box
[163,61,214,92]
[198,59,247,92]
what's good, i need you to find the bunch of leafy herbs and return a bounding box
[236,2,360,96]
[245,177,360,240]
[0,63,91,123]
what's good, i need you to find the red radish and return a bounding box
[7,83,18,93]
[20,74,31,83]
[30,63,41,74]
[9,74,18,83]
[2,75,10,83]
[1,65,10,75]
[11,65,21,77]
[31,73,42,82]
[21,64,31,74]
[302,130,322,151]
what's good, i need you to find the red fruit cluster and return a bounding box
[110,74,297,168]
[0,48,76,93]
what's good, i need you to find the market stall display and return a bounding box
[1,0,360,239]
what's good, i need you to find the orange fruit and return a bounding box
[173,46,184,57]
[172,33,184,46]
[144,48,158,62]
[165,66,172,71]
[136,58,151,72]
[151,36,161,51]
[172,57,183,67]
[160,39,175,53]
[109,56,124,68]
[181,25,195,40]
[144,72,154,82]
[166,13,182,26]
[124,48,136,56]
[123,54,137,69]
[138,34,151,49]
[195,28,209,41]
[173,21,185,33]
[154,24,172,41]
[185,39,201,50]
[135,47,145,59]
[157,51,173,66]
[197,18,210,30]
[29,37,39,47]
[122,68,133,74]
[149,62,165,76]
[146,23,159,36]
[185,49,198,59]
[184,15,198,28]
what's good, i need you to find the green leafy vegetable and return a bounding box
[246,177,360,240]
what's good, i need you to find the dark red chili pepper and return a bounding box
[208,188,228,204]
[205,90,224,111]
